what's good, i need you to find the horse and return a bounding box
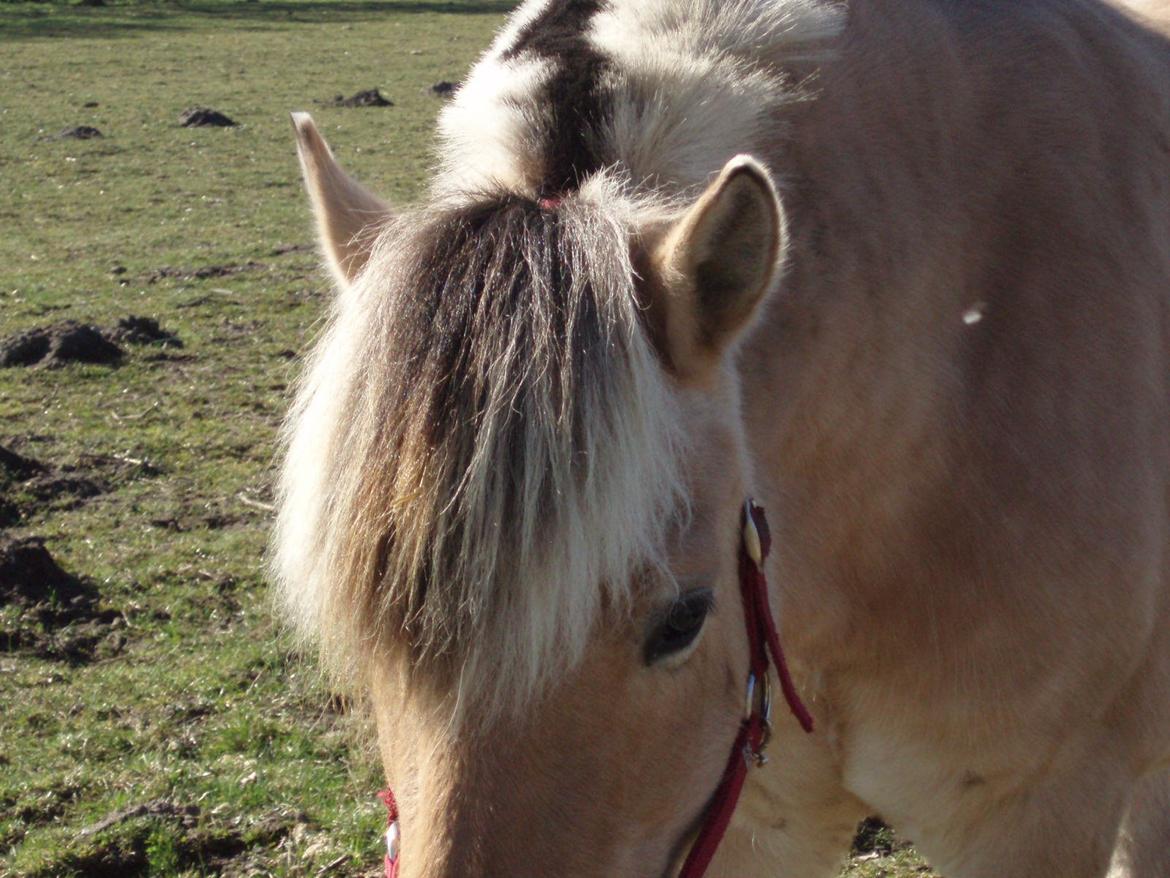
[272,0,1170,875]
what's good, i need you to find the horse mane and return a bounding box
[436,0,844,199]
[274,182,686,718]
[274,0,845,721]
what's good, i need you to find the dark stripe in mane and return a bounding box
[378,195,614,651]
[412,197,588,452]
[502,0,613,197]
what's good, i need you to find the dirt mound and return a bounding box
[59,125,103,139]
[0,318,180,365]
[23,473,103,506]
[0,445,47,480]
[0,444,153,525]
[0,536,123,663]
[108,316,183,348]
[0,445,45,525]
[0,536,89,606]
[0,498,19,527]
[179,107,237,127]
[327,88,393,107]
[0,321,123,368]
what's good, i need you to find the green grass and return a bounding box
[0,2,936,874]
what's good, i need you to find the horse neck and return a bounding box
[742,0,1170,661]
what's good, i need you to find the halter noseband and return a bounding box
[377,499,813,878]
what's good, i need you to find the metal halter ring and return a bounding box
[743,671,775,765]
[758,671,774,761]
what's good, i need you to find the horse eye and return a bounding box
[644,588,714,666]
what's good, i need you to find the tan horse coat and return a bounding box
[732,1,1170,875]
[278,1,1170,875]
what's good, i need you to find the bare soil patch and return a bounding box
[0,443,157,525]
[0,321,123,368]
[0,445,47,480]
[59,125,103,139]
[325,88,393,107]
[0,536,88,606]
[23,472,103,508]
[0,536,123,663]
[179,107,237,127]
[108,316,183,348]
[0,445,46,526]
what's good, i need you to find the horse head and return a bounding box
[275,112,789,877]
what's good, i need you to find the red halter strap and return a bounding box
[676,499,814,878]
[375,498,812,878]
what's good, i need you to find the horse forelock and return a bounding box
[274,189,687,723]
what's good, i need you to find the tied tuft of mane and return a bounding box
[274,191,686,722]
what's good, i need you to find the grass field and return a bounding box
[0,2,936,875]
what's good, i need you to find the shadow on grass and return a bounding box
[0,0,518,40]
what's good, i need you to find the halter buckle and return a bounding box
[385,820,400,862]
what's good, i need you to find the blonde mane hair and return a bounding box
[274,185,686,717]
[274,0,845,720]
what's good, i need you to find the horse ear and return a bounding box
[291,112,393,287]
[647,156,785,378]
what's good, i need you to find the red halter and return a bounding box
[676,499,814,877]
[376,499,813,878]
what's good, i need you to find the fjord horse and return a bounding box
[275,1,1170,875]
